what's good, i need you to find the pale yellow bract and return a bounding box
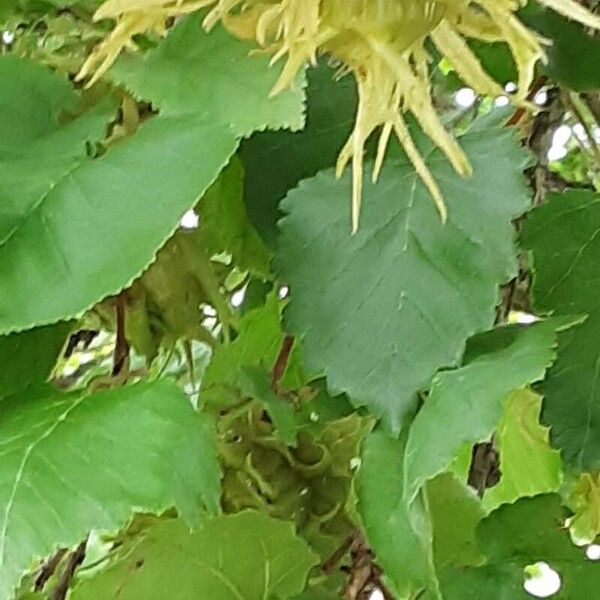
[78,0,600,232]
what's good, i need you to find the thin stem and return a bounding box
[506,76,548,126]
[155,344,177,380]
[563,90,600,163]
[111,293,129,377]
[270,334,294,392]
[179,239,238,342]
[34,548,67,591]
[50,539,87,600]
[322,531,358,575]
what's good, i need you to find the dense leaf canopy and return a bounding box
[0,0,599,599]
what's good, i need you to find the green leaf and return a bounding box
[196,156,270,277]
[0,56,115,247]
[110,13,306,136]
[0,55,76,149]
[0,380,220,599]
[238,365,298,446]
[98,156,268,362]
[356,429,440,599]
[520,2,600,91]
[405,318,572,500]
[0,323,71,398]
[294,380,355,434]
[277,127,530,431]
[241,61,357,246]
[427,473,484,569]
[293,586,341,600]
[481,389,562,513]
[467,40,517,86]
[72,511,319,600]
[439,495,600,599]
[0,112,237,334]
[522,190,600,469]
[468,2,600,92]
[201,294,305,408]
[1,0,101,19]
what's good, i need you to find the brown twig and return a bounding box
[34,548,67,591]
[50,540,87,600]
[322,531,357,575]
[527,86,565,206]
[343,538,373,600]
[270,334,294,392]
[372,574,397,600]
[506,76,548,127]
[341,536,398,600]
[368,560,398,600]
[111,293,130,377]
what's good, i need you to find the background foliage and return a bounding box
[1,0,600,599]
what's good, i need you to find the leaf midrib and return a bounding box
[0,394,85,567]
[0,157,86,248]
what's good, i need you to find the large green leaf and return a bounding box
[0,111,237,334]
[72,511,319,600]
[356,429,440,599]
[0,380,220,599]
[110,13,305,136]
[522,190,600,470]
[277,127,530,431]
[481,389,562,513]
[241,62,357,246]
[0,56,114,246]
[439,495,600,599]
[0,55,76,149]
[405,318,571,500]
[0,323,71,398]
